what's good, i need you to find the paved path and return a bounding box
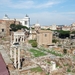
[0,45,12,65]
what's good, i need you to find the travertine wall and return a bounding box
[37,30,52,46]
[0,20,20,36]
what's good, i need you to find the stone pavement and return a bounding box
[0,45,12,65]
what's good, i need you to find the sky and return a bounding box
[0,0,75,26]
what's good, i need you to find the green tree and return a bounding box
[63,49,67,54]
[52,39,58,43]
[10,24,17,31]
[22,26,29,30]
[57,30,70,38]
[10,24,29,31]
[31,41,37,47]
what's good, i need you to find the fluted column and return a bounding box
[14,35,16,43]
[17,35,18,42]
[22,36,24,42]
[11,34,12,45]
[14,47,17,68]
[18,47,20,69]
[10,47,13,58]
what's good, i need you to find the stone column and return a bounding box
[18,47,20,69]
[20,36,21,42]
[10,47,13,58]
[14,47,17,68]
[14,35,15,43]
[17,35,18,42]
[11,34,12,45]
[51,61,56,71]
[23,36,24,42]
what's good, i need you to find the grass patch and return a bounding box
[67,68,71,72]
[2,37,6,41]
[30,48,46,57]
[47,61,51,64]
[47,50,63,57]
[38,47,63,57]
[31,67,43,72]
[28,40,36,44]
[29,40,37,47]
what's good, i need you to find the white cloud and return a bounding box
[0,0,11,5]
[0,0,61,9]
[10,0,34,9]
[29,11,75,25]
[34,1,60,8]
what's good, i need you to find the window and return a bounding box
[25,21,27,25]
[2,29,4,32]
[16,38,17,42]
[45,34,47,37]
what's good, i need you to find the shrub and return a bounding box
[63,49,67,54]
[28,40,36,44]
[67,68,71,72]
[31,41,37,47]
[52,39,58,43]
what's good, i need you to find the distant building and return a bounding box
[57,25,64,30]
[29,22,41,40]
[41,26,50,30]
[62,25,70,31]
[34,22,41,31]
[37,30,52,46]
[70,23,75,38]
[70,22,75,32]
[50,24,57,30]
[3,14,30,28]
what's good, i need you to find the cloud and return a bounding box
[0,0,11,5]
[0,0,61,9]
[28,11,75,25]
[10,0,34,9]
[34,1,60,8]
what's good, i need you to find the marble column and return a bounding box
[11,34,12,45]
[14,35,16,43]
[14,47,17,68]
[21,36,22,42]
[17,35,18,42]
[23,36,24,42]
[51,61,56,71]
[10,47,13,58]
[18,47,20,69]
